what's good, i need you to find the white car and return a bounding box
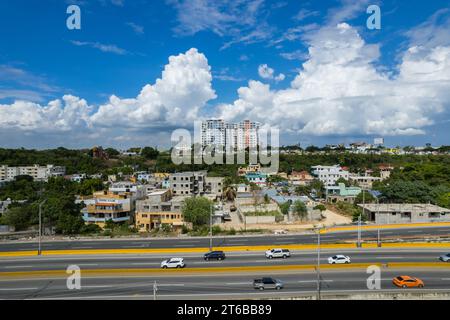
[328,255,351,264]
[265,248,291,259]
[161,257,185,269]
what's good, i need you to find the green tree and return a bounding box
[280,202,290,215]
[292,200,308,221]
[354,191,376,204]
[313,204,326,212]
[76,179,104,196]
[310,179,324,198]
[181,197,213,227]
[105,148,120,158]
[141,147,159,160]
[1,205,34,231]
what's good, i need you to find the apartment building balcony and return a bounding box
[82,212,130,223]
[86,203,127,214]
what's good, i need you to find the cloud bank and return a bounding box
[1,21,449,147]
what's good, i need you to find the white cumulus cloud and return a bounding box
[219,23,450,137]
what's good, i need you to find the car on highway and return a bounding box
[204,251,226,261]
[253,277,284,290]
[439,253,450,262]
[161,257,186,269]
[328,255,351,264]
[265,248,291,259]
[392,276,424,288]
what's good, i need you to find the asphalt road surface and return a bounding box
[0,249,448,272]
[1,247,450,299]
[1,268,450,300]
[1,225,449,252]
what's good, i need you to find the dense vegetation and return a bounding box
[0,147,449,233]
[0,176,105,233]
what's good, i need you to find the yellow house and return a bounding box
[135,190,186,232]
[154,172,170,180]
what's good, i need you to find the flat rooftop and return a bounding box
[358,203,450,213]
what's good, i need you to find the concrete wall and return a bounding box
[244,215,276,224]
[375,212,450,224]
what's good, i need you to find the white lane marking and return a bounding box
[83,285,113,289]
[123,245,146,248]
[77,264,99,266]
[374,257,404,259]
[157,284,185,287]
[131,263,159,265]
[442,278,450,281]
[226,282,252,285]
[228,240,247,242]
[0,287,38,291]
[298,280,334,283]
[3,265,34,269]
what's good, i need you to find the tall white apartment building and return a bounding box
[201,119,260,151]
[201,119,226,147]
[0,165,66,182]
[311,165,350,186]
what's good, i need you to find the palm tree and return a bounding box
[223,186,237,202]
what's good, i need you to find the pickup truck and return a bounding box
[265,248,291,259]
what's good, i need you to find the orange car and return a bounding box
[392,276,424,288]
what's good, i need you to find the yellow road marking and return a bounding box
[1,242,450,258]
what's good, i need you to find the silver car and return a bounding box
[253,277,284,290]
[439,253,450,262]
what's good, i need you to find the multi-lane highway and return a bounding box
[1,248,450,299]
[0,249,447,271]
[1,224,449,252]
[1,224,450,299]
[2,269,450,300]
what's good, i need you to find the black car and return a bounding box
[204,251,226,261]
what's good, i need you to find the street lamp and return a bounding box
[209,203,213,251]
[316,226,321,300]
[38,199,47,256]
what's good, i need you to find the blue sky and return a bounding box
[0,0,449,149]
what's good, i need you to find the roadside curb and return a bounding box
[322,222,450,234]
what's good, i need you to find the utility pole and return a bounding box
[38,199,47,256]
[377,197,381,247]
[357,213,361,248]
[357,189,365,248]
[316,227,321,300]
[209,204,213,251]
[153,281,157,300]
